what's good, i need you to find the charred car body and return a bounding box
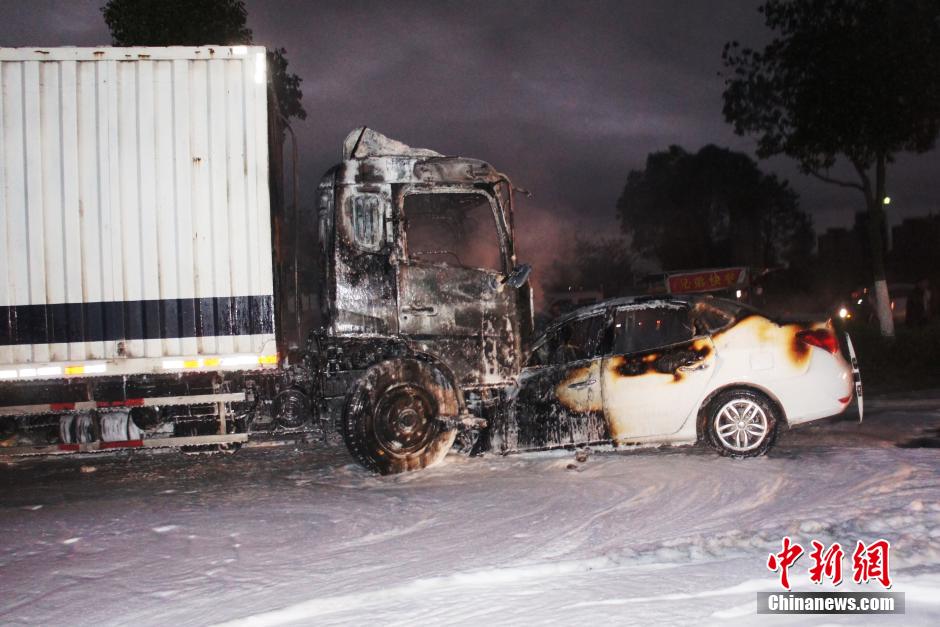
[495,296,861,457]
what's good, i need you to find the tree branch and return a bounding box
[806,168,865,192]
[850,159,875,206]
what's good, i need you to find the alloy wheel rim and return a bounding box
[714,399,768,452]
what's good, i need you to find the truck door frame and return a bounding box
[393,185,518,385]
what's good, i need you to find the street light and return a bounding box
[883,196,891,205]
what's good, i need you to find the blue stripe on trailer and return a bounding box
[0,295,274,346]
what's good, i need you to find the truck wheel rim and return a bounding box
[714,399,768,452]
[374,384,436,456]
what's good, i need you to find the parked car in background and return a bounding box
[496,296,860,457]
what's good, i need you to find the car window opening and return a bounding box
[527,313,608,367]
[615,306,694,354]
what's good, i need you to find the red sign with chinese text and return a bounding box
[666,267,747,294]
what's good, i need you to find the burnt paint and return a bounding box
[610,341,712,382]
[397,262,519,386]
[789,327,812,362]
[709,314,816,368]
[329,183,399,336]
[503,361,609,451]
[500,300,833,453]
[354,161,385,185]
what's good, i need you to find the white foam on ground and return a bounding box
[1,398,939,626]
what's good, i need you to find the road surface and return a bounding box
[2,393,939,625]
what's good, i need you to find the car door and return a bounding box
[602,303,716,441]
[507,311,611,451]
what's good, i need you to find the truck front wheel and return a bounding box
[342,359,458,474]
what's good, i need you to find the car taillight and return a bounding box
[796,329,839,354]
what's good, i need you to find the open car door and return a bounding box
[498,311,610,451]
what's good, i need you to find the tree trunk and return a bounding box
[869,154,895,337]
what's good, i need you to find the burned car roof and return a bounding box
[539,295,745,339]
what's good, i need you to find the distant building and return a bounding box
[817,226,863,264]
[890,213,940,282]
[817,223,866,292]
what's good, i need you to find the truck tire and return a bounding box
[342,358,459,475]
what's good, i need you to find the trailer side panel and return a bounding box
[0,47,276,381]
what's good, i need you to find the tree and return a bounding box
[101,0,250,47]
[617,145,811,271]
[548,237,635,298]
[721,0,940,336]
[101,0,306,125]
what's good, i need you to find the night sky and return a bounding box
[3,0,939,286]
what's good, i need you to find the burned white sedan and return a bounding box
[494,296,860,457]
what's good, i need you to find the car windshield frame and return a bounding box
[525,309,611,368]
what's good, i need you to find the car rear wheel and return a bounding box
[706,389,778,458]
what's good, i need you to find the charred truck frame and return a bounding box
[0,46,533,474]
[310,129,534,473]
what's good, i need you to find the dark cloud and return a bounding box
[0,0,108,46]
[2,0,939,284]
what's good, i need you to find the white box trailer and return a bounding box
[0,46,277,383]
[0,46,284,452]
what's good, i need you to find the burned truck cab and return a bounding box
[313,128,533,473]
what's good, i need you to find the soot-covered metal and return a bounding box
[492,296,837,454]
[1,128,533,474]
[309,128,532,472]
[318,128,527,388]
[1,127,853,473]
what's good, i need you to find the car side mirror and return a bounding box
[503,263,532,289]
